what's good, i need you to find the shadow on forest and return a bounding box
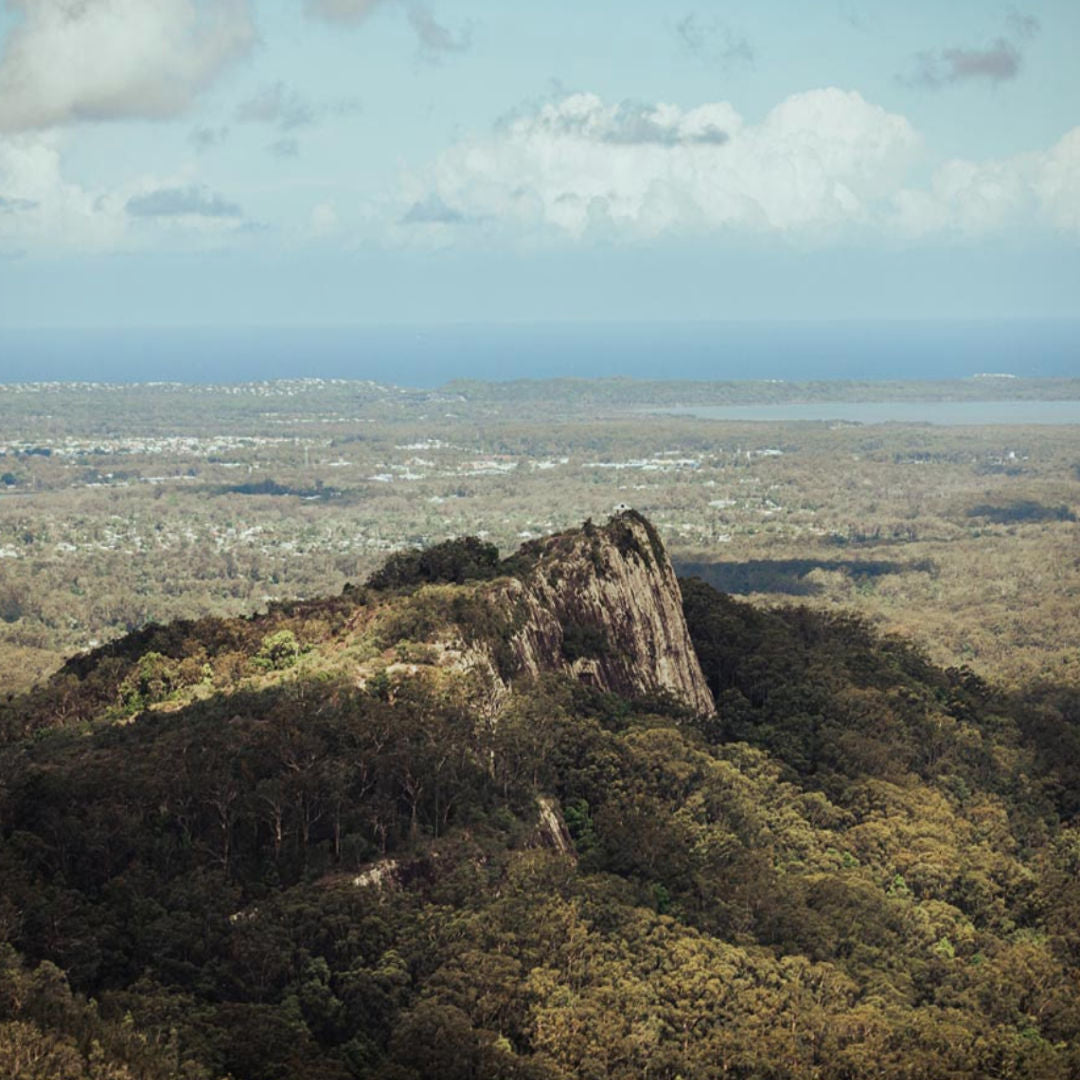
[674,557,936,596]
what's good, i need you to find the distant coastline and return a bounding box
[3,375,1080,411]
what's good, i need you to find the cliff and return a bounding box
[483,512,715,715]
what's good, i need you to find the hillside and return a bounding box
[1,513,1079,1079]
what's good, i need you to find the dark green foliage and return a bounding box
[1,643,1078,1078]
[560,621,609,662]
[0,944,220,1078]
[634,509,669,568]
[678,575,1003,791]
[494,540,542,581]
[1011,683,1080,817]
[0,580,27,623]
[449,590,528,680]
[606,512,653,567]
[367,537,502,591]
[562,798,598,858]
[967,500,1077,523]
[117,649,187,711]
[674,556,937,597]
[255,629,302,670]
[213,477,340,499]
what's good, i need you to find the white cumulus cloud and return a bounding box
[0,133,124,247]
[1034,127,1080,233]
[416,89,922,240]
[0,0,255,132]
[0,131,254,251]
[892,127,1080,238]
[408,89,1080,244]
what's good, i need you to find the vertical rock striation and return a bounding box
[490,512,715,715]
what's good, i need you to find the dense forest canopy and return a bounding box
[1,517,1079,1078]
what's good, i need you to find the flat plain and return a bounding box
[1,376,1078,694]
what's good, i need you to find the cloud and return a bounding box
[675,13,753,69]
[190,125,229,151]
[0,134,255,252]
[0,133,124,248]
[268,137,300,159]
[236,83,317,131]
[497,96,735,148]
[303,0,383,23]
[400,193,469,225]
[1029,127,1080,232]
[598,105,729,146]
[126,185,242,219]
[882,125,1080,238]
[0,0,255,132]
[310,201,338,236]
[412,89,1080,243]
[1006,9,1040,40]
[421,90,921,240]
[234,83,361,153]
[892,157,1033,236]
[904,14,1039,90]
[408,4,471,61]
[908,38,1021,87]
[304,0,469,61]
[0,194,38,212]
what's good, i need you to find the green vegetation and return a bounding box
[256,629,303,670]
[366,536,502,591]
[966,499,1076,524]
[560,620,610,661]
[0,523,1078,1078]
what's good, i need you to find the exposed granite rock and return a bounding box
[533,795,575,855]
[481,512,715,716]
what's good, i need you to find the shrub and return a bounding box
[367,537,502,591]
[561,621,610,662]
[256,629,301,670]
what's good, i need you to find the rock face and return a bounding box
[488,512,715,716]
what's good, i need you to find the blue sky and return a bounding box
[0,0,1078,329]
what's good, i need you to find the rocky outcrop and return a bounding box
[533,795,575,855]
[483,512,715,716]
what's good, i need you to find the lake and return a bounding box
[654,401,1080,425]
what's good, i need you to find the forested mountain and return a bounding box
[1,513,1078,1079]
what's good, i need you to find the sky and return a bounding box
[0,0,1078,332]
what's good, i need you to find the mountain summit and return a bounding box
[482,511,715,715]
[5,511,712,741]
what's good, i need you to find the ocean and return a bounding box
[0,320,1077,386]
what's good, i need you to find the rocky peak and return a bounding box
[487,512,715,715]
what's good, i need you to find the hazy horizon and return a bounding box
[1,1,1078,360]
[1,318,1077,387]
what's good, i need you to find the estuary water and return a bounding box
[654,401,1080,425]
